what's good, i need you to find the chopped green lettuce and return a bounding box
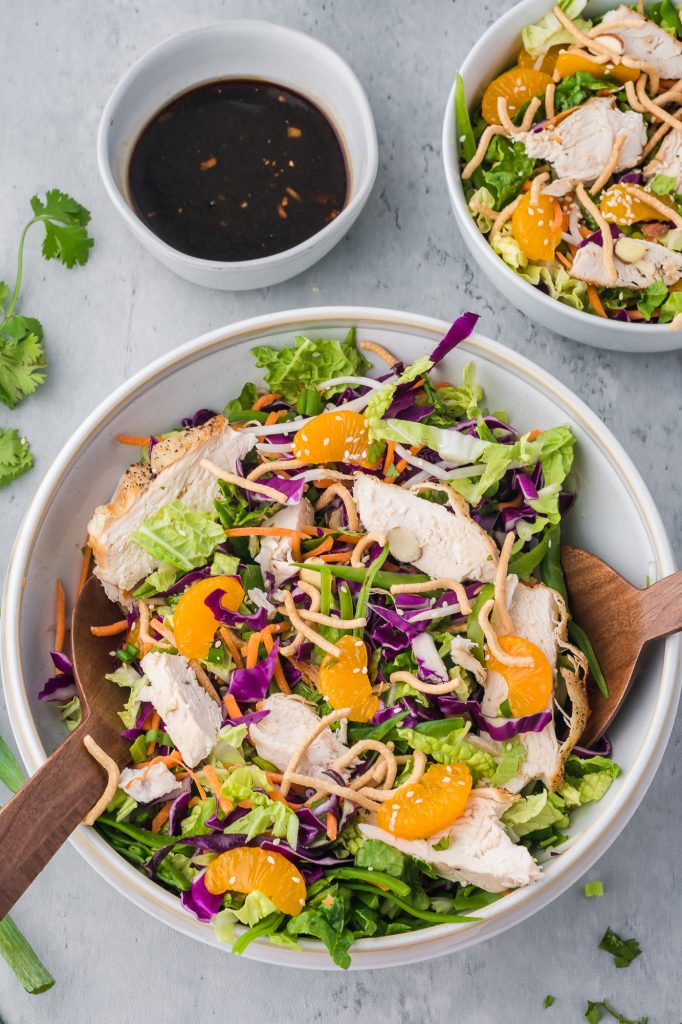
[554,71,613,113]
[480,135,536,209]
[468,186,496,231]
[558,754,621,808]
[223,791,299,848]
[132,500,224,571]
[180,798,216,836]
[501,789,569,837]
[133,561,179,599]
[397,724,523,785]
[649,0,682,37]
[649,172,677,195]
[211,724,247,766]
[637,279,668,321]
[211,551,240,576]
[106,663,147,730]
[59,695,82,732]
[220,764,272,803]
[252,330,370,402]
[522,0,591,58]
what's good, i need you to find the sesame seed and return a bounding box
[323,437,330,446]
[361,666,368,674]
[304,449,310,456]
[229,875,236,884]
[267,855,275,864]
[301,433,308,442]
[392,803,400,810]
[415,798,423,804]
[406,790,414,798]
[299,898,305,906]
[291,875,301,883]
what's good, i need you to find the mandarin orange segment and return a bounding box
[481,67,553,125]
[511,192,563,260]
[377,763,473,840]
[293,409,369,465]
[600,183,672,226]
[517,45,563,76]
[204,846,306,916]
[173,575,245,660]
[554,50,639,83]
[486,634,553,717]
[319,635,378,722]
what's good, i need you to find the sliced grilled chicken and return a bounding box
[88,415,256,605]
[250,693,352,781]
[572,237,682,289]
[255,497,315,586]
[139,652,222,768]
[119,762,180,803]
[602,5,682,78]
[482,580,589,791]
[353,475,498,583]
[644,129,682,191]
[518,98,645,183]
[360,788,540,892]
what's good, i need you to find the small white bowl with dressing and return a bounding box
[97,21,378,290]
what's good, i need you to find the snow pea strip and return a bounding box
[96,814,174,850]
[455,72,484,189]
[568,621,609,699]
[354,544,390,635]
[344,883,479,924]
[232,912,285,956]
[539,524,568,603]
[338,580,354,621]
[323,867,411,898]
[292,561,428,591]
[319,566,332,617]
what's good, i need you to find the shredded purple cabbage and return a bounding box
[228,640,279,702]
[429,312,479,365]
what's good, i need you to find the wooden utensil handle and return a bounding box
[0,715,113,919]
[640,570,682,644]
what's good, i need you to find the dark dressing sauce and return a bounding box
[128,79,348,262]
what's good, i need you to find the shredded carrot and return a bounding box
[382,440,396,478]
[587,285,608,319]
[150,802,171,833]
[246,632,262,668]
[219,626,244,669]
[578,226,591,238]
[556,250,573,271]
[264,410,285,426]
[90,619,128,637]
[263,631,291,694]
[173,771,190,781]
[183,764,208,801]
[265,771,284,783]
[497,494,523,511]
[291,535,302,563]
[116,434,151,446]
[188,796,200,809]
[146,711,161,756]
[203,763,232,813]
[550,200,563,233]
[325,811,338,841]
[522,180,532,192]
[54,579,66,653]
[394,445,421,475]
[223,692,243,719]
[300,526,323,537]
[434,382,453,390]
[223,527,307,539]
[306,535,334,557]
[318,549,354,563]
[77,544,92,594]
[267,788,300,809]
[262,622,288,635]
[527,429,543,441]
[135,751,183,770]
[252,392,282,411]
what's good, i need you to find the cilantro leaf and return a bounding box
[0,428,33,487]
[584,880,604,897]
[0,329,46,409]
[585,1000,648,1024]
[29,190,93,269]
[554,72,614,113]
[599,927,641,968]
[543,995,555,1009]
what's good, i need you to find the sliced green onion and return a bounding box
[454,72,484,189]
[323,867,411,898]
[319,567,332,617]
[345,883,478,924]
[338,580,354,621]
[0,737,25,794]
[0,917,55,994]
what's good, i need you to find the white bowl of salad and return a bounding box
[443,0,682,351]
[2,307,679,969]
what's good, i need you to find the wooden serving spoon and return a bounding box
[0,576,130,919]
[561,545,682,748]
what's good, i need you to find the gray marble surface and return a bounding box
[0,0,680,1020]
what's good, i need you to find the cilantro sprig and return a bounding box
[599,927,642,969]
[0,189,93,487]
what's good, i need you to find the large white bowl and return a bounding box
[442,0,682,353]
[97,22,378,290]
[2,307,679,969]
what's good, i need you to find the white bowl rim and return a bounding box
[441,0,678,339]
[96,20,379,272]
[2,305,679,969]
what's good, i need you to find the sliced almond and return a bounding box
[300,557,325,588]
[614,236,648,264]
[596,33,624,55]
[387,527,422,564]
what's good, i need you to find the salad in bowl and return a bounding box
[39,313,618,967]
[457,0,682,328]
